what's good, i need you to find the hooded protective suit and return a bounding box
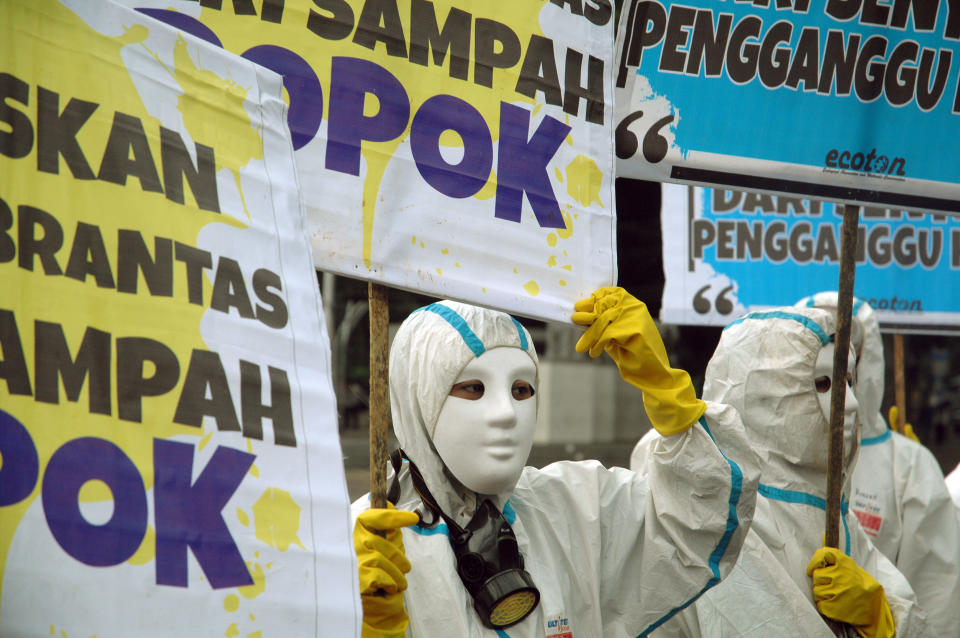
[352,300,759,637]
[796,293,960,635]
[631,308,929,637]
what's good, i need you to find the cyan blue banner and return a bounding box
[617,0,960,217]
[661,185,960,334]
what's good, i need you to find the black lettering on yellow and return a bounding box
[353,0,407,57]
[116,336,180,423]
[65,221,115,288]
[0,308,32,396]
[36,86,98,179]
[159,127,220,213]
[174,241,213,305]
[307,0,355,40]
[117,230,174,297]
[474,19,522,88]
[0,72,33,159]
[34,320,111,415]
[97,112,163,192]
[409,0,471,81]
[0,196,14,264]
[18,205,63,275]
[173,348,241,431]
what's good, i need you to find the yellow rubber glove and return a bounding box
[354,505,420,638]
[806,547,895,638]
[571,287,706,436]
[888,405,920,443]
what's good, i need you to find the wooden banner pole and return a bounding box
[823,204,860,637]
[368,282,390,509]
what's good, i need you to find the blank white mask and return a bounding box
[432,347,538,495]
[814,342,859,464]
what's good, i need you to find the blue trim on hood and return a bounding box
[637,416,744,637]
[511,317,529,351]
[861,429,892,446]
[420,303,486,357]
[725,311,831,346]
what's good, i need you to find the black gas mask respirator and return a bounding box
[390,449,540,629]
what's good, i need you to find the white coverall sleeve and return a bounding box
[519,400,758,636]
[625,402,757,633]
[893,444,960,635]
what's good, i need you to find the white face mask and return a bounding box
[814,342,859,458]
[432,347,538,496]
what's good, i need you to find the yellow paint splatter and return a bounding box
[249,614,256,621]
[455,262,461,268]
[411,236,417,245]
[239,562,266,599]
[246,439,254,454]
[436,268,443,276]
[61,631,67,638]
[563,250,568,257]
[198,431,213,452]
[547,233,558,247]
[255,552,260,558]
[482,287,487,293]
[225,623,239,638]
[513,268,518,274]
[249,464,260,478]
[266,562,272,570]
[441,248,449,255]
[565,155,603,208]
[523,281,540,296]
[128,525,156,565]
[559,280,567,286]
[252,488,306,551]
[50,625,54,636]
[565,133,574,146]
[170,35,263,221]
[554,167,563,182]
[224,594,240,612]
[547,256,557,267]
[562,265,573,271]
[247,633,262,638]
[557,210,574,240]
[237,508,250,527]
[78,479,111,503]
[420,241,426,249]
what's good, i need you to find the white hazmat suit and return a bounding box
[796,293,960,635]
[631,308,929,637]
[353,299,759,637]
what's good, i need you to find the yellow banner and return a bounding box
[0,1,357,635]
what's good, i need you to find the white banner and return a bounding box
[0,1,359,635]
[119,0,618,323]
